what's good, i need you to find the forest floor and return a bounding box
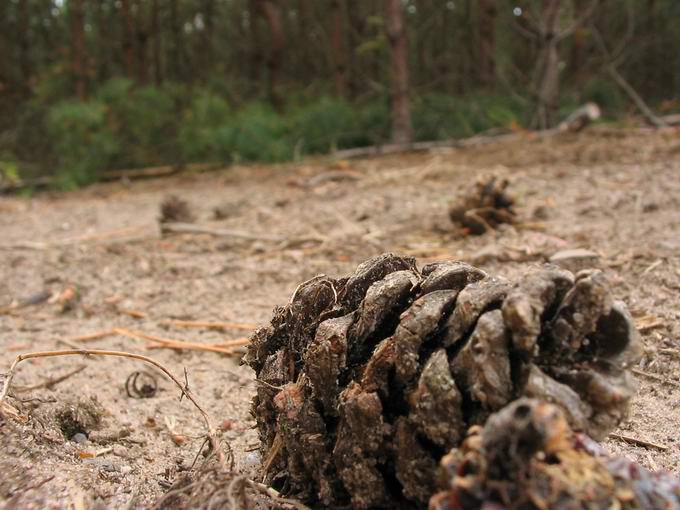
[1,126,680,508]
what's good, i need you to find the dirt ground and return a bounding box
[1,126,680,509]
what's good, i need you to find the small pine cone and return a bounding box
[448,175,517,234]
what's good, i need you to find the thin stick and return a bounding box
[161,320,258,332]
[609,433,668,451]
[0,349,227,469]
[14,365,86,393]
[246,480,312,510]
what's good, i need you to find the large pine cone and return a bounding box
[245,253,642,508]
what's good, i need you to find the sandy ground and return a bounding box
[1,126,679,508]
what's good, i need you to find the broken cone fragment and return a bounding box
[430,399,680,510]
[246,253,642,508]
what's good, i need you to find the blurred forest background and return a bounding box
[1,0,680,188]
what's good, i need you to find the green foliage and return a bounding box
[581,79,626,117]
[289,97,359,154]
[354,100,391,146]
[179,91,232,162]
[220,103,292,163]
[0,155,20,184]
[96,79,180,167]
[47,100,118,189]
[412,93,526,141]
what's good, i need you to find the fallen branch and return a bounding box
[590,24,667,129]
[0,349,229,469]
[332,105,600,160]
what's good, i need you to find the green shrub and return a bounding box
[354,99,391,146]
[412,93,525,141]
[95,79,179,168]
[219,103,292,163]
[581,79,625,118]
[0,154,20,184]
[288,97,358,154]
[47,100,118,189]
[179,91,232,162]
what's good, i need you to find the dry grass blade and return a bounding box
[113,328,248,355]
[161,320,258,332]
[69,330,118,343]
[13,364,86,393]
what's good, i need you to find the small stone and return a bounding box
[99,459,118,472]
[72,433,88,444]
[112,445,129,458]
[120,465,133,476]
[549,248,600,272]
[243,451,261,471]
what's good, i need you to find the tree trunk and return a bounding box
[201,0,215,81]
[18,0,32,96]
[70,0,86,99]
[330,0,346,96]
[169,0,184,81]
[345,0,365,98]
[386,0,412,144]
[136,1,149,85]
[151,0,162,85]
[0,1,7,96]
[477,0,497,85]
[533,0,563,130]
[120,0,136,79]
[94,0,111,83]
[248,0,263,85]
[254,0,285,109]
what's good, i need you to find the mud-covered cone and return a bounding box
[245,253,642,508]
[430,399,680,510]
[449,175,516,234]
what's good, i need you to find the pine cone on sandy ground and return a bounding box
[430,399,680,510]
[449,175,516,234]
[245,253,642,508]
[159,195,195,224]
